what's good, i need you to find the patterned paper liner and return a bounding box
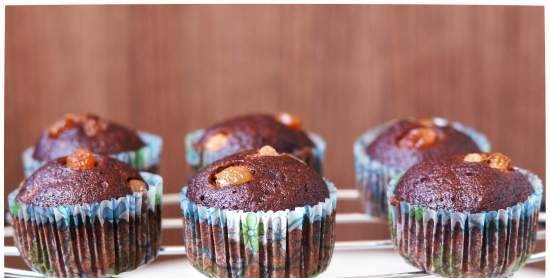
[185,129,326,174]
[8,172,163,278]
[180,179,337,278]
[353,118,491,219]
[22,131,163,177]
[387,168,542,278]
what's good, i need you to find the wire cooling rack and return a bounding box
[4,189,547,278]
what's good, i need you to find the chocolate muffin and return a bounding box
[32,113,144,161]
[17,150,145,207]
[186,113,325,173]
[180,146,337,277]
[392,153,533,212]
[354,117,490,218]
[388,153,542,278]
[366,118,482,169]
[23,113,163,176]
[9,149,163,277]
[187,146,328,212]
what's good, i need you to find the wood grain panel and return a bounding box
[5,5,545,271]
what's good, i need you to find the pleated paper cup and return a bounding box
[180,179,337,278]
[185,129,326,174]
[22,131,163,177]
[354,118,490,219]
[387,168,542,278]
[9,172,163,278]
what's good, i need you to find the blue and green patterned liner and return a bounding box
[354,118,491,219]
[387,168,542,278]
[9,172,163,278]
[22,131,163,177]
[185,129,326,174]
[180,179,337,278]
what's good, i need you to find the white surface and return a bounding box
[120,250,545,278]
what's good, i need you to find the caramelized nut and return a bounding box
[67,149,95,170]
[129,179,147,193]
[82,115,107,137]
[205,133,228,151]
[48,113,107,138]
[275,112,302,130]
[48,113,78,138]
[257,145,279,156]
[463,153,486,163]
[487,152,511,172]
[398,127,437,149]
[463,152,511,172]
[215,166,253,188]
[48,122,64,137]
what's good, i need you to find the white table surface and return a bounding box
[121,249,545,278]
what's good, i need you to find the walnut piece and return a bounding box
[204,133,228,151]
[257,145,279,156]
[48,113,107,138]
[487,152,512,172]
[48,113,78,138]
[82,115,107,137]
[275,112,302,130]
[67,149,95,170]
[463,153,486,163]
[463,152,511,172]
[215,166,253,188]
[398,127,437,149]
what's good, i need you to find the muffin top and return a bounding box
[366,118,481,169]
[195,113,315,162]
[391,152,533,213]
[187,145,329,212]
[17,149,147,207]
[32,113,145,161]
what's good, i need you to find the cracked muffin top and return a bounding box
[195,113,315,166]
[33,113,144,161]
[391,152,533,213]
[187,145,329,212]
[366,117,481,169]
[17,149,147,207]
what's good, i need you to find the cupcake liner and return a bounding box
[387,168,542,278]
[9,172,163,277]
[354,119,491,219]
[22,131,163,177]
[180,179,337,278]
[185,129,326,174]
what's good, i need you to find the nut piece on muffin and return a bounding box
[23,113,162,176]
[366,117,482,170]
[10,149,163,277]
[17,149,147,207]
[181,145,337,277]
[186,113,325,173]
[354,117,490,218]
[388,152,542,278]
[33,113,144,161]
[391,152,532,212]
[187,145,329,212]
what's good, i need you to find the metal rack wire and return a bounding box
[4,189,546,278]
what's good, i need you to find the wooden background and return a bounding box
[5,5,545,271]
